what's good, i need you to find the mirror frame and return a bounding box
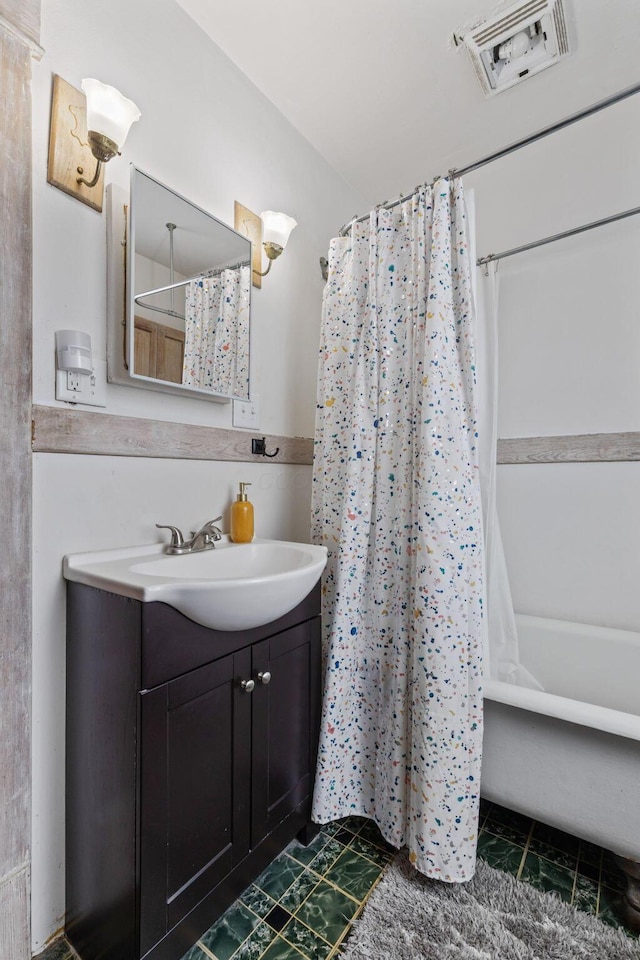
[106,166,252,404]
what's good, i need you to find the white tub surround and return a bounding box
[482,612,640,929]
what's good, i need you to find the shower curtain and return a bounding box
[182,265,250,396]
[473,256,542,689]
[311,180,484,882]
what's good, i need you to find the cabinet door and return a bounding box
[134,317,156,377]
[133,315,185,383]
[156,324,185,383]
[251,619,320,847]
[139,648,251,955]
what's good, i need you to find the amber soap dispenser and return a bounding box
[230,482,254,543]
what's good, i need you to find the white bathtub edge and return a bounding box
[483,679,640,742]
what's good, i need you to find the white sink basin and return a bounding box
[64,537,327,631]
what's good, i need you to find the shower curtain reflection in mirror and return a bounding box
[182,264,251,397]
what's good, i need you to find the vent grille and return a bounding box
[553,3,570,55]
[472,0,549,46]
[461,0,570,97]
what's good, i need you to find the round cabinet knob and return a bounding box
[258,671,272,685]
[241,679,255,693]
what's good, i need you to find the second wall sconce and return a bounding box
[48,74,140,213]
[257,210,297,277]
[234,202,296,288]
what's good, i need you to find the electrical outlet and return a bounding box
[233,394,260,429]
[55,359,107,407]
[67,371,82,392]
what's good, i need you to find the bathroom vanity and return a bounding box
[65,580,321,960]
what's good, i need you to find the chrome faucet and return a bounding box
[156,517,223,555]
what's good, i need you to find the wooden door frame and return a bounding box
[0,2,41,957]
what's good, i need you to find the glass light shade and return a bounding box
[81,78,141,151]
[260,211,297,250]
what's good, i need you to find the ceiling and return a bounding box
[175,0,640,206]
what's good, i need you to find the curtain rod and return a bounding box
[135,260,251,322]
[477,205,640,270]
[451,79,640,178]
[339,80,640,236]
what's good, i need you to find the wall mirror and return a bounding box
[108,166,252,402]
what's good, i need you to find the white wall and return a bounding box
[31,0,365,950]
[498,461,640,629]
[466,94,640,633]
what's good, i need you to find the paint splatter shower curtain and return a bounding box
[311,180,484,882]
[182,265,250,397]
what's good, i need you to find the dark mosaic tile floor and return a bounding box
[182,804,635,960]
[181,817,395,960]
[183,801,636,960]
[43,804,634,960]
[477,799,635,937]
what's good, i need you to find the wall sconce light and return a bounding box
[77,79,140,187]
[47,74,140,212]
[257,211,297,276]
[234,203,297,287]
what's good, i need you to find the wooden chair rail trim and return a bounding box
[32,404,314,465]
[32,406,639,465]
[497,432,640,464]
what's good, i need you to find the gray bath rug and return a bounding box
[340,853,640,959]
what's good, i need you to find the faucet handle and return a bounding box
[203,517,223,540]
[156,524,184,547]
[189,518,224,543]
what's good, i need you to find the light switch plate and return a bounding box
[233,394,260,429]
[56,359,107,407]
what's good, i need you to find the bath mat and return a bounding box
[340,852,640,959]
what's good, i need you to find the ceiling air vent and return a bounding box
[460,0,570,97]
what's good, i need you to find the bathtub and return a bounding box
[481,614,640,861]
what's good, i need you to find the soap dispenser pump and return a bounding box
[230,482,254,543]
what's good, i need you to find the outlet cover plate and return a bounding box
[56,359,107,407]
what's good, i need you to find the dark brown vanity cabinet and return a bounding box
[66,582,321,960]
